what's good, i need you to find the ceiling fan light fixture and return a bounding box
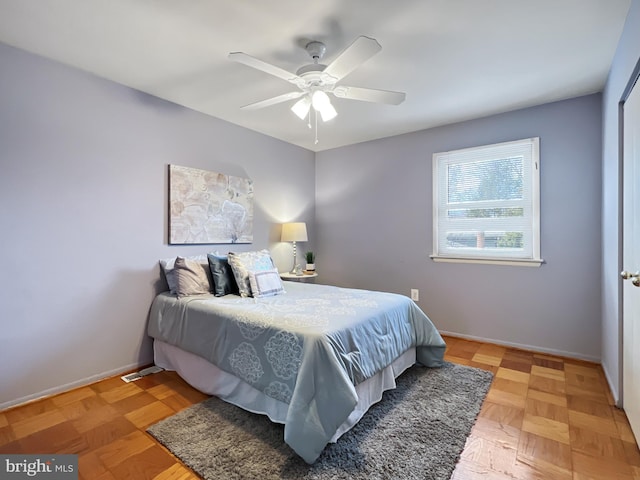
[318,102,337,122]
[291,96,311,119]
[311,90,330,109]
[312,90,337,122]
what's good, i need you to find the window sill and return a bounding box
[430,255,544,267]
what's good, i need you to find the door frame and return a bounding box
[618,57,640,409]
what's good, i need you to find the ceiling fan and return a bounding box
[228,36,406,125]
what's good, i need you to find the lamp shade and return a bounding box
[281,222,308,242]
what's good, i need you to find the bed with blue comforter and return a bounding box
[147,281,445,463]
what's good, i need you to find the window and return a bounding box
[432,137,542,266]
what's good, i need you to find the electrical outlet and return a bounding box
[411,289,419,301]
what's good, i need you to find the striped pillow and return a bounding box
[248,268,286,298]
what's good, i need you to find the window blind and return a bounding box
[432,138,541,263]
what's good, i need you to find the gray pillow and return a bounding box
[159,254,212,294]
[207,253,239,296]
[173,256,211,297]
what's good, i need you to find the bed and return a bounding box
[148,254,446,464]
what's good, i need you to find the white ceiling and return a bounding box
[0,1,631,152]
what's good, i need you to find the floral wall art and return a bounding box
[169,164,254,244]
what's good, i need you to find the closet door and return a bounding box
[622,76,640,443]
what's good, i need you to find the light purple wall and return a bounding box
[316,94,603,360]
[3,4,635,408]
[601,0,640,404]
[0,43,315,409]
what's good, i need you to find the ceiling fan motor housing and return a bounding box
[296,41,330,80]
[296,63,327,77]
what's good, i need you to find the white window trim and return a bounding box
[431,138,543,266]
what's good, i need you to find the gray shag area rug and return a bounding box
[148,362,493,480]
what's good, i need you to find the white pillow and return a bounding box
[249,268,286,298]
[228,250,275,297]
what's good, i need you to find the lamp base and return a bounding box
[289,241,301,275]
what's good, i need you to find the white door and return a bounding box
[622,77,640,443]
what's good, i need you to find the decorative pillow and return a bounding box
[159,254,212,294]
[207,253,239,296]
[173,256,212,297]
[228,249,275,297]
[248,268,286,298]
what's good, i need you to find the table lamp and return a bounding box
[281,222,308,275]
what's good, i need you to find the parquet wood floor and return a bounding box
[1,335,638,479]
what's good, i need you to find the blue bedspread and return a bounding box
[147,282,445,463]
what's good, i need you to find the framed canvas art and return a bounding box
[168,165,254,244]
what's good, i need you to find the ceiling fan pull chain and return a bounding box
[314,109,319,144]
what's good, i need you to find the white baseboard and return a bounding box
[439,330,601,364]
[601,362,621,407]
[1,334,604,411]
[0,361,145,411]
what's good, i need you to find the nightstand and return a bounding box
[280,272,318,282]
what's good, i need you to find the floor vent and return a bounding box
[121,365,164,383]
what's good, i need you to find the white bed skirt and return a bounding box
[153,340,416,442]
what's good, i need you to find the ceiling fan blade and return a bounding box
[333,85,406,105]
[240,91,305,110]
[322,36,382,82]
[228,52,304,87]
